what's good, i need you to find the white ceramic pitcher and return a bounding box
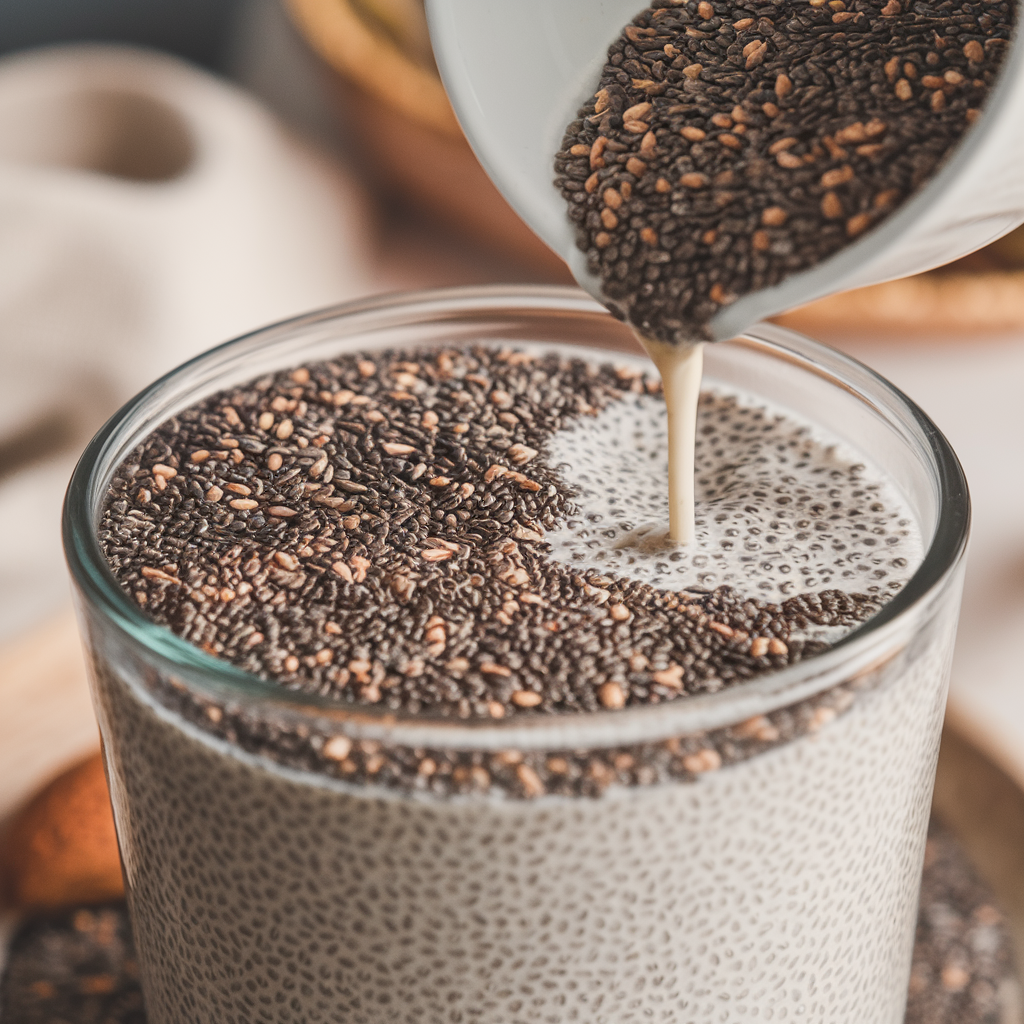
[426,0,1024,340]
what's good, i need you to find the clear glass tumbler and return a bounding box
[64,286,969,1024]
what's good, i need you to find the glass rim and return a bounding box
[63,284,970,751]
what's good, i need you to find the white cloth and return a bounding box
[0,44,372,642]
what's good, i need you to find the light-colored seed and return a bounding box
[481,663,512,677]
[276,418,294,440]
[768,638,789,656]
[284,655,299,672]
[761,205,788,226]
[964,40,984,62]
[683,749,722,773]
[598,681,626,709]
[768,136,798,155]
[846,212,871,237]
[776,151,803,168]
[429,476,451,487]
[418,756,438,775]
[944,69,964,85]
[874,188,900,209]
[681,126,706,142]
[205,485,223,502]
[895,78,913,100]
[258,412,274,431]
[350,556,370,582]
[719,133,741,149]
[941,964,971,992]
[626,156,647,176]
[752,230,771,251]
[603,187,622,210]
[331,561,353,582]
[623,119,649,134]
[821,191,843,219]
[683,63,703,79]
[290,367,310,384]
[382,442,416,455]
[593,88,610,114]
[422,548,453,562]
[275,551,299,570]
[266,452,283,471]
[268,506,297,517]
[323,735,352,761]
[190,450,210,463]
[507,443,538,464]
[881,0,900,11]
[652,664,684,688]
[589,136,608,170]
[680,172,709,189]
[640,227,659,245]
[600,208,619,230]
[709,282,734,304]
[152,463,176,479]
[230,498,258,510]
[810,706,837,731]
[931,89,946,112]
[750,637,770,657]
[609,604,631,621]
[698,0,714,16]
[511,690,542,707]
[594,231,611,248]
[623,101,652,123]
[226,482,251,495]
[639,131,657,157]
[820,165,854,188]
[775,73,793,98]
[745,41,767,68]
[517,763,545,798]
[141,566,181,584]
[357,360,375,377]
[734,17,754,27]
[921,74,944,88]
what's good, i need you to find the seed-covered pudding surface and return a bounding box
[99,345,921,796]
[555,0,1016,342]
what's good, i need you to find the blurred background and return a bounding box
[0,0,1023,894]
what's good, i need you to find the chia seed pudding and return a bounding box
[73,313,966,1024]
[4,821,1012,1024]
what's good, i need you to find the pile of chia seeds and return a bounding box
[554,0,1016,342]
[1,823,1012,1023]
[100,345,883,797]
[0,905,144,1024]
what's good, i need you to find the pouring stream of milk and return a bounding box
[640,339,704,545]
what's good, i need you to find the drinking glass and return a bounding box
[64,285,969,1024]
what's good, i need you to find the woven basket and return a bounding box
[286,0,1024,336]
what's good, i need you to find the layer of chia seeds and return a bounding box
[99,345,899,797]
[1,822,1012,1024]
[554,0,1016,342]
